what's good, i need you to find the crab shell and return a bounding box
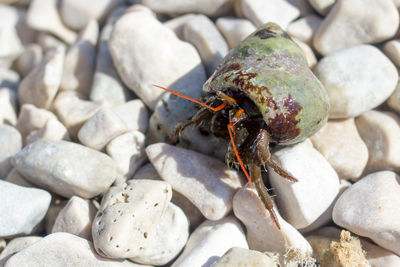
[203,22,329,145]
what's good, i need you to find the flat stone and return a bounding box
[171,216,248,267]
[11,140,117,198]
[27,0,77,44]
[106,131,146,180]
[92,179,172,259]
[314,45,398,118]
[233,186,313,257]
[383,39,400,68]
[0,5,24,66]
[60,0,125,30]
[310,118,368,180]
[0,236,42,260]
[5,168,33,187]
[4,232,148,267]
[0,180,51,238]
[111,100,149,133]
[388,81,400,113]
[287,14,323,46]
[215,17,256,49]
[52,196,97,240]
[0,88,17,126]
[0,125,22,179]
[235,0,300,29]
[146,143,243,220]
[109,10,206,110]
[131,203,189,265]
[210,247,279,267]
[182,14,228,75]
[308,0,336,15]
[78,107,127,151]
[313,0,399,55]
[25,117,70,145]
[15,44,43,78]
[355,110,400,173]
[333,171,400,255]
[18,48,64,109]
[361,238,400,267]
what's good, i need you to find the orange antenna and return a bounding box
[152,84,227,112]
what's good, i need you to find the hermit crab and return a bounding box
[154,22,329,228]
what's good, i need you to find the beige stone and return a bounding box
[216,17,256,49]
[287,14,323,46]
[383,39,400,67]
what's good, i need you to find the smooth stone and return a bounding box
[37,32,67,54]
[269,140,340,229]
[139,0,233,17]
[361,238,400,267]
[18,48,64,109]
[61,20,98,97]
[235,0,300,29]
[287,14,323,46]
[11,140,117,198]
[52,91,103,138]
[60,0,125,30]
[4,232,148,267]
[0,180,51,238]
[308,0,336,15]
[0,125,22,179]
[26,0,77,44]
[0,68,19,91]
[106,131,146,180]
[287,0,314,16]
[215,17,256,49]
[44,198,67,235]
[109,10,206,110]
[293,38,317,68]
[313,0,399,55]
[111,100,149,133]
[388,81,400,113]
[92,179,172,259]
[314,45,398,118]
[25,117,70,145]
[15,44,43,78]
[5,168,33,187]
[0,5,24,65]
[78,107,127,151]
[146,143,243,220]
[233,186,313,257]
[52,196,97,240]
[310,118,368,180]
[383,39,400,67]
[355,110,400,173]
[0,236,42,260]
[182,14,228,75]
[90,6,131,106]
[171,216,248,267]
[210,247,279,267]
[0,88,17,126]
[333,171,400,255]
[130,203,189,266]
[164,13,197,40]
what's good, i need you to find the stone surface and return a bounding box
[106,131,146,180]
[314,45,398,118]
[131,203,189,265]
[361,238,400,267]
[109,10,206,110]
[287,14,322,46]
[309,0,336,15]
[4,232,147,267]
[313,0,399,55]
[11,140,117,198]
[52,196,97,240]
[269,140,340,229]
[383,39,400,68]
[233,186,313,256]
[15,44,43,78]
[388,81,400,113]
[355,110,400,173]
[27,0,77,44]
[78,107,127,150]
[164,13,197,40]
[0,125,22,179]
[0,236,42,260]
[5,168,33,187]
[216,17,256,49]
[18,48,64,109]
[146,143,243,220]
[171,216,248,267]
[210,247,279,267]
[0,180,51,238]
[182,14,228,75]
[37,32,67,54]
[0,69,19,91]
[235,0,300,29]
[293,38,317,68]
[92,179,172,259]
[25,117,70,145]
[111,100,149,133]
[310,118,368,180]
[61,20,98,97]
[44,198,67,235]
[333,171,400,255]
[0,88,17,126]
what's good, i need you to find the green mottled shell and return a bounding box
[203,23,329,145]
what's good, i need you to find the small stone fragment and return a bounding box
[287,14,322,46]
[12,140,117,198]
[308,0,336,15]
[25,117,70,145]
[92,179,172,259]
[333,171,400,255]
[210,247,279,267]
[0,236,42,260]
[0,180,51,238]
[314,45,398,118]
[15,44,43,78]
[171,216,248,267]
[0,125,22,179]
[383,39,400,67]
[310,118,368,180]
[146,143,243,220]
[313,0,399,55]
[216,17,256,49]
[111,100,149,133]
[0,88,17,126]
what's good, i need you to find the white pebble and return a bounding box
[0,236,42,260]
[15,44,43,77]
[0,5,24,66]
[382,39,400,67]
[216,17,256,49]
[287,14,322,46]
[25,117,70,145]
[0,88,17,126]
[111,99,149,133]
[308,0,336,15]
[210,247,279,267]
[0,125,22,179]
[387,81,400,113]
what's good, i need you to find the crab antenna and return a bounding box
[152,84,227,112]
[227,122,253,188]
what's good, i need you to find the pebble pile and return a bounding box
[0,0,400,266]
